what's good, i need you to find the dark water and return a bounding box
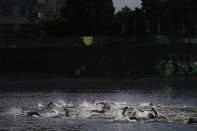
[0,87,197,131]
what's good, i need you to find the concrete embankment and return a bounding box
[0,77,196,91]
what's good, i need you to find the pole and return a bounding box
[53,0,57,15]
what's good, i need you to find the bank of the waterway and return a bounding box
[0,76,197,91]
[1,44,197,77]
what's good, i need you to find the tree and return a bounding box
[141,0,168,34]
[115,6,139,35]
[39,16,66,37]
[141,0,196,35]
[61,0,115,35]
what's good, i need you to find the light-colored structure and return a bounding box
[37,0,66,18]
[0,0,37,29]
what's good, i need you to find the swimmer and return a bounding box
[151,108,158,117]
[122,107,129,116]
[27,111,41,117]
[63,108,70,117]
[98,102,111,110]
[122,107,137,119]
[122,107,159,120]
[147,108,158,119]
[92,102,110,114]
[129,116,140,121]
[187,118,197,124]
[148,113,157,119]
[91,109,105,114]
[46,102,55,108]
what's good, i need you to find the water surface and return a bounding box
[0,88,197,131]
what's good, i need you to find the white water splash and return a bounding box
[7,107,25,116]
[5,100,197,124]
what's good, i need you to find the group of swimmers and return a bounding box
[122,107,160,121]
[27,102,70,117]
[26,102,197,124]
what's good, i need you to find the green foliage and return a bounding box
[142,35,170,44]
[39,16,66,37]
[155,60,197,76]
[61,0,115,35]
[0,29,17,38]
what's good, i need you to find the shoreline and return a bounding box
[0,76,196,91]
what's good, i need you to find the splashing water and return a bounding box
[0,90,197,131]
[5,100,197,124]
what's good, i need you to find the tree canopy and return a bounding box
[61,0,115,35]
[1,0,197,38]
[141,0,197,35]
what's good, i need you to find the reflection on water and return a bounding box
[0,88,197,131]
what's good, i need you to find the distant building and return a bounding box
[37,0,66,18]
[0,0,66,30]
[0,0,37,29]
